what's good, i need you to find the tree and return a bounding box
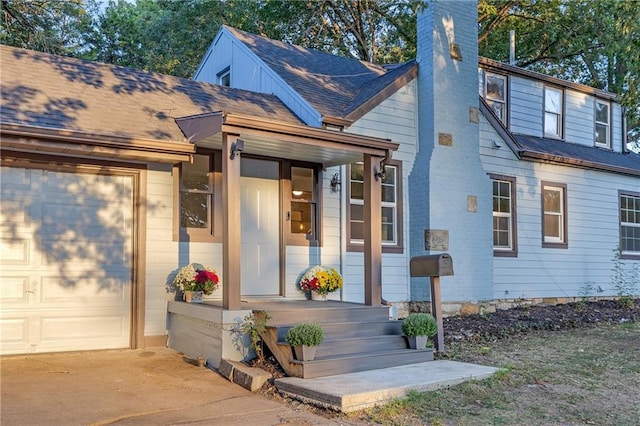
[478,0,640,151]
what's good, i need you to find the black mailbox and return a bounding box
[410,254,454,277]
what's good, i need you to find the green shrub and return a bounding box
[402,313,437,337]
[285,322,324,346]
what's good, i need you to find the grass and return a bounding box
[348,323,640,426]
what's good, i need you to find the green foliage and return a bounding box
[402,313,437,337]
[285,322,324,347]
[611,246,639,308]
[239,311,270,364]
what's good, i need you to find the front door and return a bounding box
[240,159,280,296]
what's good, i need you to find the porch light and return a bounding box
[230,139,244,160]
[330,173,341,192]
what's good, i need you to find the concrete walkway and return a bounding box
[0,347,343,426]
[276,360,500,412]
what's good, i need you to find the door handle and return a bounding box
[286,211,291,221]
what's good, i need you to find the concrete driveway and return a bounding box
[0,347,343,425]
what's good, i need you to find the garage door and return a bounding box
[1,166,133,354]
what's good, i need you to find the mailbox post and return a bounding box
[409,254,454,353]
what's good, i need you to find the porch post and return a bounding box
[363,154,383,306]
[222,133,242,310]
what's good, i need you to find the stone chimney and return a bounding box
[410,0,494,302]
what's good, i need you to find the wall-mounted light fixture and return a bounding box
[330,172,341,192]
[230,139,245,160]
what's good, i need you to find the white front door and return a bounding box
[1,167,133,354]
[240,159,280,296]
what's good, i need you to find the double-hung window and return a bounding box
[175,151,220,242]
[544,86,564,138]
[595,99,611,148]
[620,191,640,258]
[491,175,517,256]
[348,161,403,252]
[542,182,568,248]
[482,72,508,125]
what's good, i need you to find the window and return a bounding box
[544,86,563,138]
[288,165,320,245]
[491,175,517,256]
[480,71,508,125]
[595,99,611,148]
[620,191,640,258]
[348,161,403,253]
[542,182,568,248]
[175,151,221,242]
[217,67,230,87]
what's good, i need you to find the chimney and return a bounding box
[411,0,494,303]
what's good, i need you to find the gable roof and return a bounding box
[224,26,417,124]
[0,44,301,148]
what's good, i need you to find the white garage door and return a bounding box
[1,166,133,354]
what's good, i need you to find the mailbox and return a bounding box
[410,254,454,277]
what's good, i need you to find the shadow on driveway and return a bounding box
[1,347,341,425]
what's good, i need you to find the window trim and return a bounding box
[619,190,640,260]
[541,181,568,249]
[594,98,612,149]
[283,160,323,247]
[346,160,404,254]
[544,85,564,139]
[173,149,222,243]
[490,174,518,257]
[482,71,508,126]
[217,66,231,87]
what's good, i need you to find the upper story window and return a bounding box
[542,182,568,248]
[544,86,564,139]
[348,161,403,253]
[620,191,640,259]
[288,165,320,245]
[482,72,508,125]
[175,151,221,242]
[217,67,231,87]
[595,99,611,148]
[491,174,517,257]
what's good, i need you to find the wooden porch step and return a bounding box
[273,320,403,341]
[277,334,408,358]
[292,349,435,379]
[264,305,390,325]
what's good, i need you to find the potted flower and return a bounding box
[285,322,324,361]
[172,263,220,303]
[402,313,437,350]
[298,265,343,301]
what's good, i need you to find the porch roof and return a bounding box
[176,112,399,167]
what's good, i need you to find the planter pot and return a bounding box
[293,345,317,361]
[406,335,429,350]
[184,290,204,303]
[311,292,328,302]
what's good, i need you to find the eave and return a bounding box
[0,123,195,163]
[176,112,399,167]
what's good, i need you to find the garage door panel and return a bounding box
[40,276,129,304]
[1,276,30,303]
[1,166,133,354]
[1,238,29,264]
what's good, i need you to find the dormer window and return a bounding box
[479,70,508,125]
[595,99,611,148]
[544,86,564,139]
[217,67,231,87]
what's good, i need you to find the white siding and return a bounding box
[480,115,640,299]
[144,165,224,336]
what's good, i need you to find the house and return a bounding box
[1,0,638,368]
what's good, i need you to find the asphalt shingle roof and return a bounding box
[225,26,416,119]
[514,134,640,176]
[0,44,302,142]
